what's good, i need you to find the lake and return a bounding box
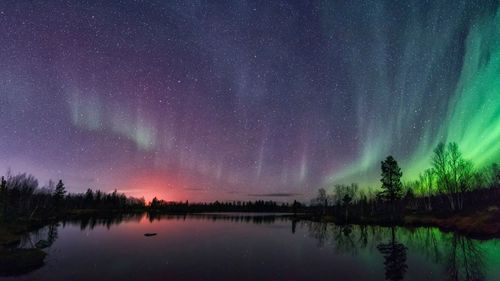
[2,213,499,281]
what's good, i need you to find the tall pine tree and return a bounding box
[53,180,66,207]
[380,156,403,216]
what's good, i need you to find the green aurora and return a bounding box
[443,8,500,167]
[326,3,500,189]
[325,5,500,186]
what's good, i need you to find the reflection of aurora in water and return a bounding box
[305,223,499,281]
[10,217,500,281]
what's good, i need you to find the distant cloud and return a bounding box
[247,193,301,197]
[183,187,205,191]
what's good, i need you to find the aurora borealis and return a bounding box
[0,0,499,202]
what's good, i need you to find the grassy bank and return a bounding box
[303,205,500,239]
[403,206,500,239]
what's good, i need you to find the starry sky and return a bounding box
[0,0,499,202]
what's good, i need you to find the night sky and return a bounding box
[0,0,499,202]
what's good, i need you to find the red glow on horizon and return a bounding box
[120,170,184,203]
[116,168,288,203]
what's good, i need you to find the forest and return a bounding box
[311,142,500,236]
[0,175,146,223]
[0,172,304,224]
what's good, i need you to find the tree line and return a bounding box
[148,197,305,213]
[0,171,307,223]
[313,142,500,221]
[0,172,146,223]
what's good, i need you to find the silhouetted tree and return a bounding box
[53,180,66,207]
[433,142,451,195]
[333,183,358,221]
[0,176,6,193]
[379,156,403,217]
[84,188,94,207]
[432,142,474,211]
[150,197,160,209]
[0,176,6,218]
[292,200,301,214]
[3,173,38,218]
[448,143,474,210]
[313,188,328,215]
[419,168,435,211]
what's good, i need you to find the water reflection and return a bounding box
[146,212,291,224]
[305,223,489,281]
[377,228,408,281]
[446,234,485,281]
[50,212,291,232]
[0,224,59,277]
[61,212,144,230]
[1,214,496,281]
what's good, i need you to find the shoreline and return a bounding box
[294,206,500,240]
[1,207,499,247]
[402,208,500,240]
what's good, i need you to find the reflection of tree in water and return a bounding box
[404,227,442,263]
[446,235,485,281]
[377,227,408,281]
[59,212,143,230]
[334,225,358,254]
[46,224,58,246]
[0,224,59,277]
[65,212,291,231]
[146,212,289,225]
[305,222,360,254]
[400,227,486,281]
[308,221,329,247]
[304,222,487,281]
[358,225,369,249]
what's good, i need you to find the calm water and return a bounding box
[2,213,500,281]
